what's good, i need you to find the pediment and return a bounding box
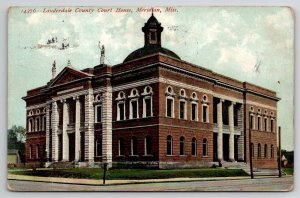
[49,67,92,87]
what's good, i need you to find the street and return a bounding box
[7,176,293,192]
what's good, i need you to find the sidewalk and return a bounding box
[7,173,282,186]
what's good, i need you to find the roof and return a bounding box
[123,45,181,63]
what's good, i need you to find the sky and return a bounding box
[8,6,294,150]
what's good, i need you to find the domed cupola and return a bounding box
[123,13,181,63]
[142,13,163,47]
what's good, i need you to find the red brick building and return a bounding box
[22,14,279,169]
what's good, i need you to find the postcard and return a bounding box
[7,6,294,191]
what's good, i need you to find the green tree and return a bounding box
[8,125,26,161]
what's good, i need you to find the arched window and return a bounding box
[166,86,175,118]
[202,105,208,123]
[96,139,102,157]
[271,144,274,158]
[142,86,153,118]
[118,138,125,156]
[257,116,261,131]
[191,137,197,156]
[129,89,139,119]
[131,137,138,156]
[179,100,186,119]
[250,114,255,130]
[203,138,208,156]
[167,135,173,155]
[264,144,268,158]
[36,144,40,159]
[258,143,261,158]
[250,143,254,158]
[144,135,151,155]
[35,117,40,131]
[29,144,33,159]
[180,136,185,155]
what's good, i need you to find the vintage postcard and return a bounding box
[7,6,294,191]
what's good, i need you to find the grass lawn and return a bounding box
[283,167,294,175]
[9,168,248,180]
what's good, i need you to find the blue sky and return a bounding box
[8,6,294,150]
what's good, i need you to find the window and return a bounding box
[131,137,138,156]
[250,114,255,130]
[96,139,102,157]
[29,144,33,159]
[202,105,208,123]
[144,97,152,117]
[191,137,197,156]
[180,137,185,155]
[250,143,254,158]
[130,100,138,119]
[264,117,268,131]
[118,138,125,156]
[35,117,40,131]
[203,138,208,156]
[43,116,46,131]
[142,86,153,118]
[36,144,40,159]
[264,144,267,158]
[179,101,186,119]
[117,102,125,121]
[271,145,274,158]
[271,119,274,132]
[144,136,151,155]
[116,91,126,121]
[191,103,198,121]
[166,98,174,118]
[167,135,173,155]
[258,116,261,130]
[150,31,156,41]
[258,143,261,158]
[95,105,102,123]
[28,118,33,132]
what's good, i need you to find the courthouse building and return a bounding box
[22,14,279,169]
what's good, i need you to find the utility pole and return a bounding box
[249,112,254,179]
[278,126,282,178]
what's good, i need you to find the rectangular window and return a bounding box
[203,106,207,123]
[264,118,267,131]
[250,115,254,130]
[167,98,173,117]
[271,119,274,132]
[179,101,185,119]
[192,103,197,121]
[118,103,125,121]
[145,98,151,117]
[258,116,261,130]
[96,105,102,123]
[131,100,138,119]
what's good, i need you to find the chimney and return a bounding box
[100,45,105,64]
[67,59,72,67]
[51,60,56,79]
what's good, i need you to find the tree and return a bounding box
[8,125,26,161]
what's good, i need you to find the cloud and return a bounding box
[26,13,58,25]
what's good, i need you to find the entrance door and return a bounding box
[80,132,85,161]
[69,133,75,161]
[213,133,218,161]
[223,134,229,161]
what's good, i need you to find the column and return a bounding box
[75,96,81,161]
[51,101,59,162]
[62,99,69,161]
[45,103,51,161]
[84,90,95,162]
[102,86,113,166]
[217,98,223,161]
[229,101,235,161]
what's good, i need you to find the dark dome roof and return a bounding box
[146,14,159,24]
[123,45,181,63]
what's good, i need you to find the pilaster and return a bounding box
[62,99,69,161]
[84,90,95,162]
[75,96,81,161]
